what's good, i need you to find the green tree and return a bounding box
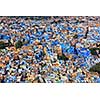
[15,40,23,49]
[73,34,78,39]
[0,41,6,49]
[89,48,100,55]
[57,54,69,61]
[89,62,100,74]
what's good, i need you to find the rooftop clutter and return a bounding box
[0,16,100,83]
